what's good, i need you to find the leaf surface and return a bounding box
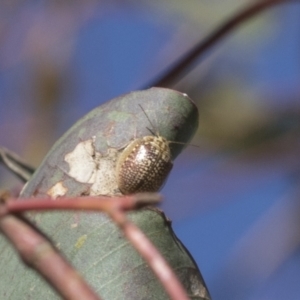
[0,87,210,299]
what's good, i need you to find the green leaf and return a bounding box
[0,87,210,299]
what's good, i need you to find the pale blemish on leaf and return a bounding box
[29,285,35,292]
[47,182,68,199]
[64,138,97,183]
[75,235,87,249]
[64,138,121,196]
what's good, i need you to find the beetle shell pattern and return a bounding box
[116,135,173,195]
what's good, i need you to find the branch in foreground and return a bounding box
[111,209,190,300]
[0,193,189,300]
[0,214,101,300]
[0,193,161,214]
[148,0,297,87]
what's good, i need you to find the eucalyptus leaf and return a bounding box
[0,88,210,299]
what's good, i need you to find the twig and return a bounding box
[0,214,101,300]
[148,0,298,87]
[0,146,35,182]
[110,209,190,300]
[0,193,161,215]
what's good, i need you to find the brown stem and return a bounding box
[148,0,298,87]
[110,209,190,300]
[0,214,101,300]
[0,193,161,216]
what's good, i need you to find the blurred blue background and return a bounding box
[1,1,300,299]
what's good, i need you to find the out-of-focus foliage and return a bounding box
[1,1,300,300]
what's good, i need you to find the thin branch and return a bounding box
[110,209,190,300]
[0,193,161,215]
[0,214,101,300]
[0,146,35,182]
[147,0,298,87]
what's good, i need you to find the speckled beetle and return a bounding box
[116,105,173,195]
